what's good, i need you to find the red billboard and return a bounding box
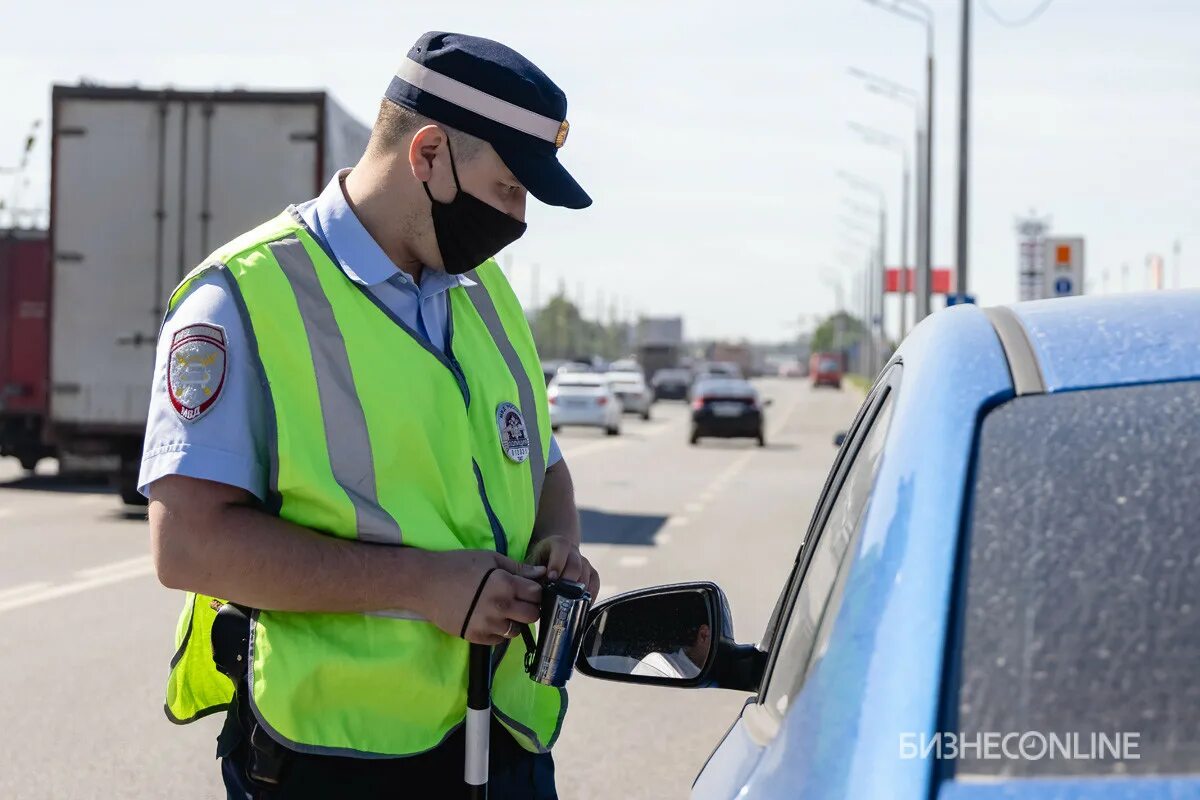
[885,268,954,295]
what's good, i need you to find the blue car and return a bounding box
[576,292,1200,799]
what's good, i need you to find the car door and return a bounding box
[692,367,901,799]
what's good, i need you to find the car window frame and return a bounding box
[755,364,902,701]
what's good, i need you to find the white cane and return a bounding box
[466,642,491,799]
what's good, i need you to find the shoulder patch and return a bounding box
[167,324,228,422]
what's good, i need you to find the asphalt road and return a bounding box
[0,378,862,799]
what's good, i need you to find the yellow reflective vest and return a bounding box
[162,209,564,756]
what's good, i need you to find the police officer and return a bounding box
[141,32,597,799]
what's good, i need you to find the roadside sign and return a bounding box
[1043,237,1085,298]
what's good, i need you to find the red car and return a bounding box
[810,352,843,389]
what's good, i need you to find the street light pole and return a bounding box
[877,204,887,371]
[862,0,935,321]
[849,69,920,338]
[954,0,971,298]
[839,170,887,376]
[899,159,910,337]
[848,122,911,342]
[922,29,934,320]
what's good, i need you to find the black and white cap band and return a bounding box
[394,58,567,147]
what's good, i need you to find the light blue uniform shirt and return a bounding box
[139,169,561,500]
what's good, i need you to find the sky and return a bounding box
[2,0,1198,343]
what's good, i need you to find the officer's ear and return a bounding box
[409,125,447,183]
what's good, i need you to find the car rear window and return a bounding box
[694,379,750,397]
[955,380,1200,778]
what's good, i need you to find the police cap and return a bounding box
[385,31,592,210]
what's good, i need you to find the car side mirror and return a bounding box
[833,431,847,447]
[575,581,766,692]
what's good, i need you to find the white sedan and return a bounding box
[605,371,654,420]
[549,374,622,436]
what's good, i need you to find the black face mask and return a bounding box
[423,141,527,275]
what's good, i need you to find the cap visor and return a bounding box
[495,145,592,210]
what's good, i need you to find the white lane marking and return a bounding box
[767,388,805,439]
[670,388,804,522]
[558,438,625,460]
[557,407,690,460]
[77,554,153,579]
[0,581,52,604]
[0,557,156,615]
[618,555,648,568]
[668,516,689,528]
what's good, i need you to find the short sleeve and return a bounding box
[547,434,563,469]
[138,272,269,500]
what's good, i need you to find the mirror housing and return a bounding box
[574,581,766,692]
[833,431,847,447]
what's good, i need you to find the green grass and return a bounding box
[845,374,872,395]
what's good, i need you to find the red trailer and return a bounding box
[0,228,54,470]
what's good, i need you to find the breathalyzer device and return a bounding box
[521,578,592,687]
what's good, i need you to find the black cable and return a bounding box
[979,0,1056,28]
[460,567,500,639]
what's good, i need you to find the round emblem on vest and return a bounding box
[495,401,531,464]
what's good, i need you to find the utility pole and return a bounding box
[954,0,971,298]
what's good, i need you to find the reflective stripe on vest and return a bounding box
[269,237,403,544]
[162,210,561,755]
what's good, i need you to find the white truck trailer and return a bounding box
[48,84,370,503]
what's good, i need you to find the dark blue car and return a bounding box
[578,292,1200,799]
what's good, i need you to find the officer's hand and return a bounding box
[526,535,600,600]
[421,550,546,645]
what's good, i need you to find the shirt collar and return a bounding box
[311,169,475,290]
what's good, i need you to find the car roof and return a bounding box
[554,374,606,386]
[1007,291,1200,391]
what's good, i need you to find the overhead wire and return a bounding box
[978,0,1056,28]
